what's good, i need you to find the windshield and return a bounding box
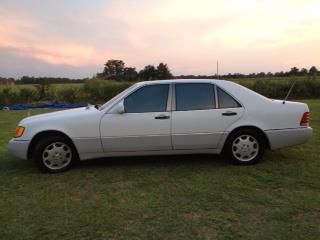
[98,84,137,111]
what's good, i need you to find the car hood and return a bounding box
[20,106,98,125]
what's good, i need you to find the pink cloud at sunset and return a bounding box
[0,0,319,78]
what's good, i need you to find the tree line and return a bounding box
[96,60,173,81]
[0,60,173,84]
[0,61,319,85]
[177,66,320,79]
[0,76,86,85]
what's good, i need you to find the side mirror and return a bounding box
[113,100,125,114]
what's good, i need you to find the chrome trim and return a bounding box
[214,85,218,109]
[166,84,173,112]
[171,83,176,111]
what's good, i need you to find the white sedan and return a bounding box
[8,79,312,173]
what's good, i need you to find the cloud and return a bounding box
[0,47,100,78]
[0,8,110,66]
[102,0,320,74]
[0,0,319,77]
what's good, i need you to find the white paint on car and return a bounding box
[8,79,313,166]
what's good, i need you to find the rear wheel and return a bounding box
[33,135,78,173]
[224,129,265,165]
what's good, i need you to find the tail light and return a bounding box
[300,112,309,126]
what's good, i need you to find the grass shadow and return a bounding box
[77,154,226,170]
[0,149,297,174]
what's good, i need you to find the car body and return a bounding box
[8,79,312,172]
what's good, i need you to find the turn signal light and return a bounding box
[14,126,25,138]
[300,112,309,126]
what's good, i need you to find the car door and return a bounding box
[100,84,172,152]
[171,83,244,150]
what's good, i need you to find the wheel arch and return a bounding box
[27,130,78,160]
[223,125,271,151]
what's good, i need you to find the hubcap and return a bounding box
[42,142,72,170]
[232,134,259,162]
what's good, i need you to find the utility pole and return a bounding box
[216,61,219,79]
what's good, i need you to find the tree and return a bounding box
[309,66,318,76]
[300,68,308,76]
[123,67,138,82]
[156,63,173,79]
[100,59,125,80]
[248,73,256,78]
[289,67,299,76]
[274,71,284,77]
[139,65,157,81]
[0,77,15,85]
[267,72,273,77]
[256,72,266,77]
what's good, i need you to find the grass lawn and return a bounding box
[0,100,319,240]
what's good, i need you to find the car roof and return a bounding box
[136,79,226,85]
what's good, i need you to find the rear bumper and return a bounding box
[7,139,30,160]
[265,127,313,150]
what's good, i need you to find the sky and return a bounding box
[0,0,319,78]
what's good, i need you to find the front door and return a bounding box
[100,84,171,152]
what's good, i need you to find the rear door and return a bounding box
[171,83,244,150]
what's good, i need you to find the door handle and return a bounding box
[222,111,237,116]
[154,115,170,120]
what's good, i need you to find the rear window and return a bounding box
[217,87,241,108]
[175,83,216,111]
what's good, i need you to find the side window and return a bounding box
[175,83,215,111]
[124,84,169,113]
[217,87,241,108]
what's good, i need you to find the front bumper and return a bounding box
[265,127,313,150]
[7,139,30,160]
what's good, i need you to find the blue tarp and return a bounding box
[5,103,87,110]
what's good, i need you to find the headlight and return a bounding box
[14,126,25,138]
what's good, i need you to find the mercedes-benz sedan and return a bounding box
[8,79,312,173]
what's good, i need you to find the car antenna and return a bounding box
[282,80,296,104]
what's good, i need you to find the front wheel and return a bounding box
[224,129,266,165]
[33,135,78,173]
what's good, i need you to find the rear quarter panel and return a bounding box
[216,81,309,131]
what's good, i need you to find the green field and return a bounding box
[0,100,319,239]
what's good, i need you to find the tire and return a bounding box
[33,135,78,173]
[223,129,266,165]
